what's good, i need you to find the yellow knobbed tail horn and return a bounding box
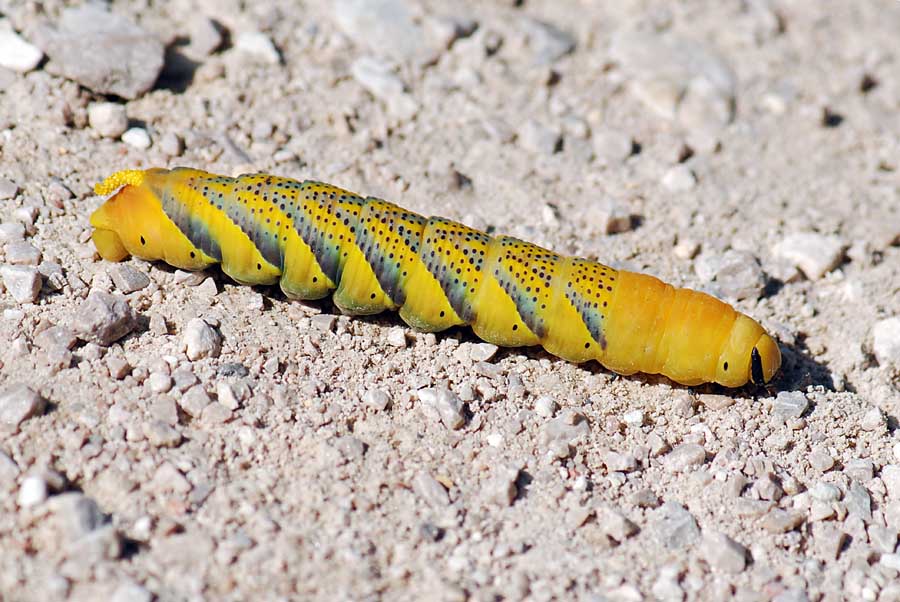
[94,169,147,196]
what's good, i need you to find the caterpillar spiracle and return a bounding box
[90,167,781,387]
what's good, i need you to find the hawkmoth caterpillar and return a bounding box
[90,167,781,387]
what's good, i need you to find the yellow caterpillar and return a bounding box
[90,167,781,387]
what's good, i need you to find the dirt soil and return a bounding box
[0,1,899,601]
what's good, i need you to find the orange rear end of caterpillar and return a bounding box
[601,271,781,386]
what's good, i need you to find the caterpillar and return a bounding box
[90,167,781,387]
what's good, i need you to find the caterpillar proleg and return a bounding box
[90,167,781,387]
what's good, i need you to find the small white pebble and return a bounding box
[235,31,281,64]
[486,432,503,447]
[122,127,152,150]
[183,318,222,360]
[88,102,128,138]
[623,410,644,426]
[17,475,48,508]
[534,396,558,417]
[386,327,407,348]
[216,382,241,410]
[662,165,697,191]
[0,25,43,73]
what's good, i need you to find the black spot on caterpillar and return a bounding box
[90,167,782,387]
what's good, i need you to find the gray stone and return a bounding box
[541,413,590,446]
[604,451,638,473]
[630,488,661,509]
[844,458,874,482]
[159,132,185,157]
[111,264,150,293]
[150,395,178,425]
[0,222,25,241]
[5,241,42,265]
[694,249,765,300]
[808,447,835,473]
[418,387,465,430]
[0,450,20,483]
[180,386,211,418]
[88,102,128,138]
[34,325,77,351]
[311,313,337,332]
[33,5,165,99]
[185,17,223,59]
[73,291,135,345]
[48,493,107,540]
[517,120,561,155]
[773,233,846,280]
[845,482,871,523]
[809,482,841,502]
[363,388,391,411]
[665,443,707,471]
[413,472,449,507]
[592,129,634,165]
[882,553,900,572]
[873,317,900,367]
[200,402,233,425]
[216,382,241,411]
[0,178,21,198]
[868,524,898,554]
[654,502,700,549]
[350,56,418,120]
[0,20,43,73]
[386,327,407,348]
[332,436,366,461]
[598,507,639,542]
[0,384,46,428]
[38,261,65,291]
[235,31,281,64]
[521,18,576,65]
[1,265,41,303]
[533,396,558,417]
[334,0,430,63]
[700,531,747,573]
[754,474,784,501]
[488,468,520,507]
[762,509,805,533]
[143,420,182,447]
[883,465,900,500]
[171,368,199,392]
[183,318,222,360]
[0,179,18,200]
[772,391,809,420]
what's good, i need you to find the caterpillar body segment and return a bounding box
[91,167,782,387]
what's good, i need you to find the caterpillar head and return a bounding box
[715,314,782,387]
[749,332,781,386]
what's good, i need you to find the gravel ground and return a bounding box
[1,1,899,601]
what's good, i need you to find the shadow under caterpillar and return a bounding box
[91,167,781,387]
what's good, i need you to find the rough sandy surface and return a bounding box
[0,1,899,601]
